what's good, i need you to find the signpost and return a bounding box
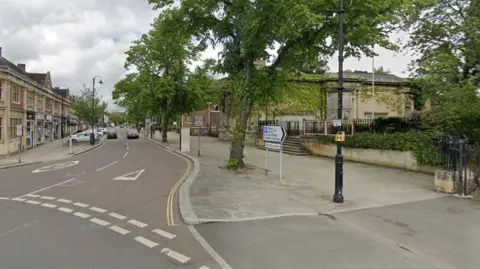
[16,125,22,163]
[194,116,203,156]
[262,126,286,179]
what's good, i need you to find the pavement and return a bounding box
[0,128,221,269]
[152,131,480,269]
[154,132,445,222]
[0,137,104,170]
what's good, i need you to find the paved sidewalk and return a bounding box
[154,132,444,222]
[0,138,103,169]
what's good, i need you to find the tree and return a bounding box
[71,88,108,126]
[108,112,126,125]
[149,0,427,169]
[115,9,216,140]
[405,0,480,140]
[374,66,392,75]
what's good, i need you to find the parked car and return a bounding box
[107,129,117,139]
[71,131,99,144]
[126,129,139,139]
[97,128,108,136]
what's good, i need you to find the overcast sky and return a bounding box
[0,0,416,111]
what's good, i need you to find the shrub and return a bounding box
[314,131,439,165]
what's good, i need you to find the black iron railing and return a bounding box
[438,137,480,195]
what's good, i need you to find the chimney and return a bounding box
[17,63,26,71]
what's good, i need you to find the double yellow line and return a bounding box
[166,152,192,226]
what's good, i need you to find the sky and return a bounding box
[0,0,416,111]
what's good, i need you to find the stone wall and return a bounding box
[304,140,435,174]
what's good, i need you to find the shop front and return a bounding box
[53,116,61,139]
[36,113,44,145]
[26,111,35,149]
[45,115,53,141]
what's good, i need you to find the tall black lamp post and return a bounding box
[90,75,103,145]
[333,0,345,203]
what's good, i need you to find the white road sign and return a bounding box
[151,116,157,124]
[333,119,342,127]
[32,161,79,173]
[194,116,203,127]
[263,126,286,143]
[265,142,282,150]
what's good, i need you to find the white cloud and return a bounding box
[0,0,416,111]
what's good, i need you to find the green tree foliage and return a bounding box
[405,0,480,140]
[149,0,428,169]
[114,8,216,141]
[108,112,126,125]
[71,88,108,126]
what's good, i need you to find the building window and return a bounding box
[0,118,2,140]
[12,84,20,104]
[46,98,52,111]
[37,95,44,111]
[0,80,3,99]
[9,118,23,139]
[28,91,34,107]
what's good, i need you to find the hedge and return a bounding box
[314,131,439,165]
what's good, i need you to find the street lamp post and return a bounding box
[333,0,345,203]
[90,76,103,145]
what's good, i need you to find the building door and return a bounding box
[26,121,34,148]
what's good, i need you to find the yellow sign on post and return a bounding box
[335,131,345,142]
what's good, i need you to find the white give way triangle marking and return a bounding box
[113,169,145,181]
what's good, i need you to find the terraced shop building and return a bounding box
[0,46,74,155]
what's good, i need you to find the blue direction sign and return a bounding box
[263,126,286,143]
[151,116,157,124]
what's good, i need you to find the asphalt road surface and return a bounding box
[0,128,220,269]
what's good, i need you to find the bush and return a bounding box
[314,131,439,165]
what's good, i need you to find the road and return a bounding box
[197,197,480,269]
[0,128,220,269]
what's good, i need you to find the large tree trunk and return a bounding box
[161,111,168,142]
[227,61,253,170]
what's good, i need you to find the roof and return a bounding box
[324,71,406,83]
[0,55,30,78]
[28,73,47,85]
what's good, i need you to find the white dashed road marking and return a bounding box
[73,202,89,208]
[152,228,176,239]
[12,198,26,202]
[199,266,211,269]
[123,152,128,158]
[73,212,90,219]
[96,161,118,171]
[57,199,72,203]
[58,207,74,213]
[89,207,107,213]
[41,203,57,208]
[109,212,127,220]
[128,219,148,228]
[26,194,40,198]
[109,225,130,235]
[26,200,42,205]
[90,218,110,227]
[40,196,56,200]
[134,236,158,248]
[161,248,191,264]
[0,197,10,200]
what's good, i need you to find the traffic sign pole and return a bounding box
[264,148,268,175]
[262,125,286,180]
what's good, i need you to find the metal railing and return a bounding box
[303,117,422,136]
[438,137,480,196]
